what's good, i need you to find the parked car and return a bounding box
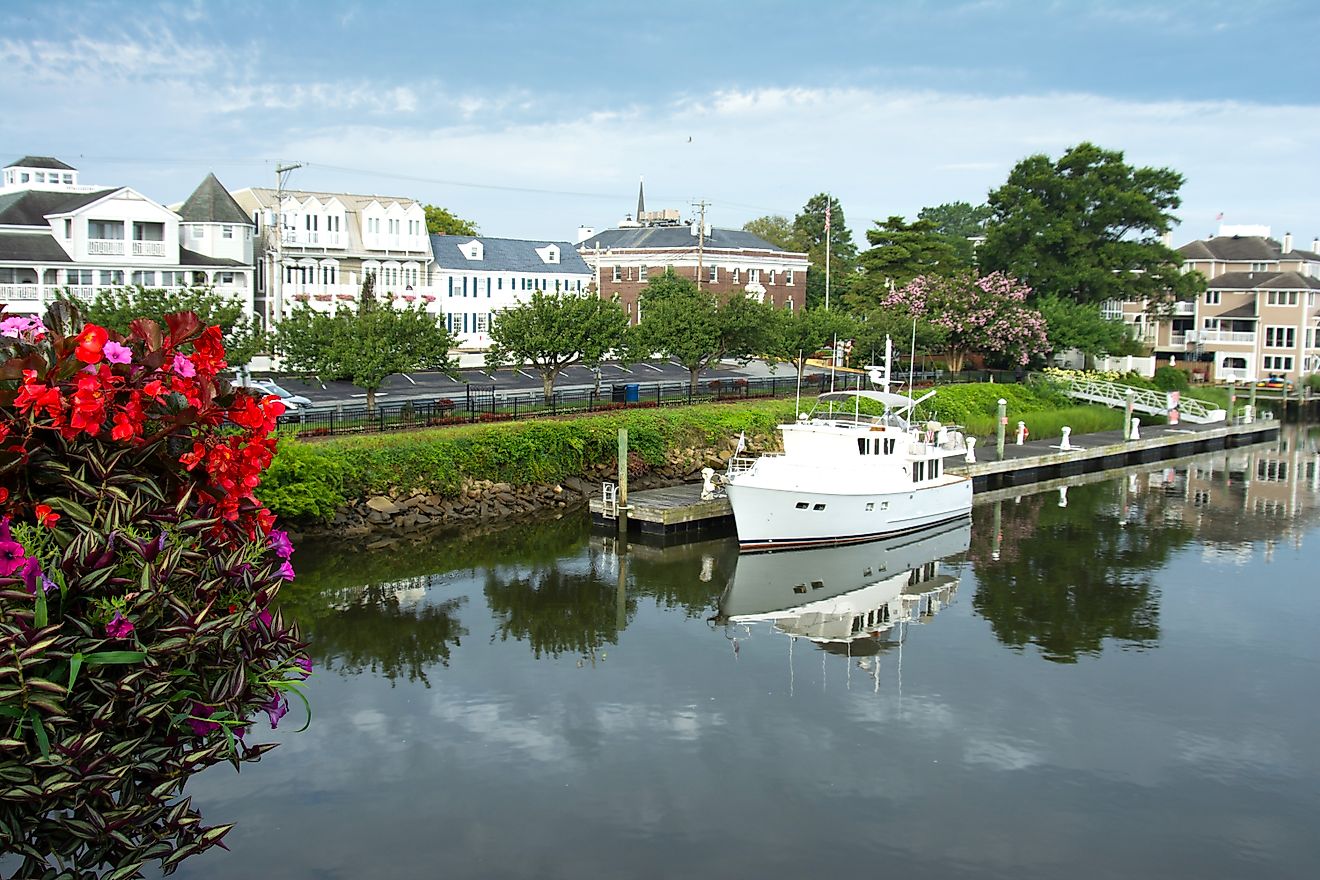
[238,379,314,409]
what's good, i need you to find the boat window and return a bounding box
[857,437,867,455]
[811,580,825,590]
[795,502,809,509]
[884,438,896,454]
[812,503,826,511]
[863,567,873,577]
[913,461,925,482]
[865,502,874,511]
[793,584,807,594]
[931,458,940,477]
[881,501,889,511]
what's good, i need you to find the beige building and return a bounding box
[1117,226,1320,382]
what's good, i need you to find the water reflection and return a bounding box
[717,519,969,652]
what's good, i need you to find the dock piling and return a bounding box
[617,428,629,535]
[996,398,1007,459]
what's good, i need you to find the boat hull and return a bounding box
[725,478,972,552]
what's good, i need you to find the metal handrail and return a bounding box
[1059,377,1226,424]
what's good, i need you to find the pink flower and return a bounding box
[103,341,132,364]
[188,702,220,737]
[105,611,135,639]
[278,560,296,581]
[171,353,196,378]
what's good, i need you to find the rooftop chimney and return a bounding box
[1282,232,1293,253]
[1313,237,1320,255]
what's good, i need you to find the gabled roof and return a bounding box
[578,225,796,253]
[6,156,76,171]
[1180,235,1320,263]
[177,173,252,225]
[0,231,72,262]
[430,235,592,275]
[179,247,246,267]
[1205,270,1320,292]
[235,187,420,212]
[0,188,120,227]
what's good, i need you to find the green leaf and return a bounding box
[34,586,47,629]
[82,651,148,665]
[68,652,83,691]
[30,710,50,758]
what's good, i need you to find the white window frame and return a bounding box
[611,266,621,283]
[1264,326,1296,348]
[1205,290,1221,305]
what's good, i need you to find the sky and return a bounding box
[3,0,1319,246]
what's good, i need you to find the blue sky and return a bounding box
[3,0,1318,244]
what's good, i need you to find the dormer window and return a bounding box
[462,240,484,261]
[535,244,559,264]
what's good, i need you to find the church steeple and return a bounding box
[637,176,645,221]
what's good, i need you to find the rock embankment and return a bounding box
[313,443,751,540]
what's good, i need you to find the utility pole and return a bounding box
[824,193,832,311]
[692,200,708,289]
[271,161,303,329]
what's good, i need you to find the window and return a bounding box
[1263,355,1294,371]
[217,272,235,284]
[1250,262,1270,272]
[812,503,826,511]
[638,265,648,282]
[88,219,124,239]
[612,266,621,283]
[192,224,204,239]
[786,270,794,286]
[1266,290,1299,307]
[131,271,156,286]
[99,270,124,286]
[63,219,71,238]
[731,268,740,284]
[62,173,73,185]
[66,269,92,285]
[865,502,874,511]
[708,265,718,283]
[161,271,187,287]
[913,460,925,482]
[34,172,44,183]
[132,222,164,241]
[748,269,760,283]
[768,270,776,285]
[475,313,488,333]
[1265,326,1296,348]
[1205,290,1221,305]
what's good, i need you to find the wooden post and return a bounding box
[617,428,628,535]
[1124,389,1135,440]
[996,398,1007,460]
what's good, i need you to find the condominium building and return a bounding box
[0,156,254,316]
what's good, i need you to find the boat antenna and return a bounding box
[794,349,803,419]
[908,318,918,408]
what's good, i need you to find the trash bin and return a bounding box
[625,383,640,403]
[611,384,627,403]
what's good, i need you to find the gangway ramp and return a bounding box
[1059,376,1226,424]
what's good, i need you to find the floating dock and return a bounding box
[589,419,1281,542]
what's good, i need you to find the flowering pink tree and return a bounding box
[882,271,1050,372]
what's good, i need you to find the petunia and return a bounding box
[171,353,196,378]
[188,702,220,737]
[294,656,313,678]
[277,560,295,581]
[268,529,294,559]
[20,557,50,595]
[105,611,135,639]
[262,692,289,729]
[0,533,26,578]
[102,340,132,364]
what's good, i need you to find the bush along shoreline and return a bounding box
[264,383,1134,540]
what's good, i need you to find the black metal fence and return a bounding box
[277,368,1020,438]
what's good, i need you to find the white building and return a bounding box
[229,187,431,327]
[0,156,254,317]
[431,235,594,350]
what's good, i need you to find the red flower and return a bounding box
[35,504,60,528]
[0,488,7,504]
[75,324,110,364]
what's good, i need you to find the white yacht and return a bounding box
[723,386,972,552]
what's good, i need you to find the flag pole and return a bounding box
[824,195,832,311]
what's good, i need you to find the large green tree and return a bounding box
[980,142,1204,308]
[742,214,799,251]
[274,276,456,412]
[423,204,480,237]
[485,291,629,402]
[633,269,775,392]
[766,305,855,377]
[1034,294,1143,358]
[852,215,965,307]
[68,285,265,368]
[917,201,992,265]
[793,193,857,309]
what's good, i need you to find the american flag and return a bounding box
[825,201,831,232]
[1215,212,1224,221]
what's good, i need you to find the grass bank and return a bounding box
[260,384,1127,524]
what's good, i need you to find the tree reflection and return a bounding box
[970,482,1190,662]
[485,561,628,659]
[291,578,468,686]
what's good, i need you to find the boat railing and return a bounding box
[726,455,773,475]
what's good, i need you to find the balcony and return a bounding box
[0,284,40,300]
[87,239,124,255]
[131,240,165,257]
[1169,332,1189,348]
[1198,330,1256,345]
[1173,301,1196,316]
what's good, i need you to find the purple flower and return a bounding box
[262,692,289,729]
[278,560,296,581]
[171,353,196,378]
[294,657,313,678]
[0,529,26,578]
[105,611,135,639]
[268,529,294,559]
[188,702,220,737]
[102,341,132,365]
[20,557,51,595]
[249,607,274,631]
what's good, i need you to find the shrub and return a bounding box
[1153,366,1190,392]
[0,305,310,876]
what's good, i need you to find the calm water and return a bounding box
[174,427,1320,880]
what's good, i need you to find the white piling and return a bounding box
[1015,421,1026,445]
[1129,417,1141,441]
[1058,486,1069,508]
[1059,426,1072,451]
[964,437,977,463]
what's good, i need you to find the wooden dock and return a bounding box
[589,419,1281,542]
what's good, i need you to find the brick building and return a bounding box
[575,182,809,323]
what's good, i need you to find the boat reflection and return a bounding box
[716,518,970,655]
